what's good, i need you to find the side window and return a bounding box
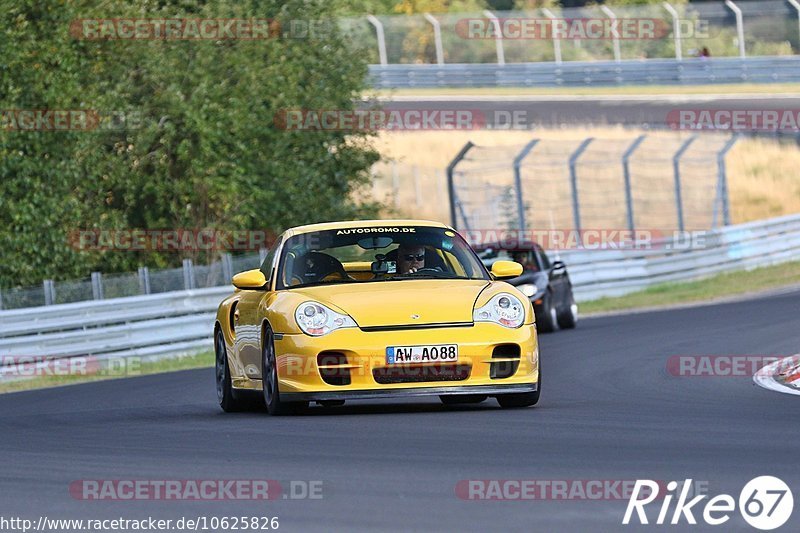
[537,247,551,270]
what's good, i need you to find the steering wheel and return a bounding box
[406,266,444,275]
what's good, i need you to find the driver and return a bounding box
[396,244,426,274]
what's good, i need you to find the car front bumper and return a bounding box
[270,322,539,398]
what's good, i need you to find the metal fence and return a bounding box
[358,0,799,66]
[369,56,800,88]
[445,134,738,236]
[2,213,798,370]
[0,252,264,311]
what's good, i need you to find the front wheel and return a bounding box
[535,293,558,334]
[215,329,248,412]
[557,289,578,330]
[262,325,307,416]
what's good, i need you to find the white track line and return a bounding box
[753,354,800,396]
[379,94,800,103]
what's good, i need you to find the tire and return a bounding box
[215,329,248,412]
[557,289,578,330]
[262,324,307,416]
[496,363,540,409]
[439,394,487,405]
[535,293,558,334]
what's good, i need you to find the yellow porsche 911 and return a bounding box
[214,220,540,415]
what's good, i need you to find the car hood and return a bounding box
[291,279,490,328]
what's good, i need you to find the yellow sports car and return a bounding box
[214,220,540,415]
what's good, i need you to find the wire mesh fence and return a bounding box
[350,0,798,65]
[370,133,739,239]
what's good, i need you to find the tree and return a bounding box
[0,0,382,287]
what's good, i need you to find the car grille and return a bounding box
[372,364,471,384]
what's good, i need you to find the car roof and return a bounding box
[286,219,450,236]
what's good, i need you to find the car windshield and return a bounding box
[277,225,489,289]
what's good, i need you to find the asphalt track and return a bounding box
[1,288,799,532]
[378,94,800,131]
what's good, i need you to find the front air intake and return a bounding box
[490,344,520,379]
[317,352,351,386]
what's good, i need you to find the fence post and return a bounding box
[600,6,621,63]
[714,135,739,227]
[569,138,594,243]
[446,142,475,229]
[512,139,540,231]
[672,135,697,232]
[413,166,422,208]
[366,15,388,66]
[622,135,647,233]
[483,10,505,65]
[43,279,55,305]
[541,8,562,64]
[222,253,233,282]
[724,0,746,59]
[182,259,195,290]
[663,2,683,61]
[423,13,444,65]
[91,271,104,300]
[138,266,151,294]
[391,160,399,208]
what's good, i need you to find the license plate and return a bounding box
[386,344,458,364]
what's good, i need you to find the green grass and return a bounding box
[0,351,212,394]
[374,83,800,98]
[582,260,800,314]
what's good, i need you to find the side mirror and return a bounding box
[232,269,267,290]
[551,260,566,271]
[490,260,523,280]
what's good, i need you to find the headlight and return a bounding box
[295,301,357,336]
[518,284,539,297]
[473,293,525,328]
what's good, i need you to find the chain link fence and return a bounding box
[442,134,738,235]
[352,0,797,65]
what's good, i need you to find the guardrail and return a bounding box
[369,56,800,88]
[1,213,798,366]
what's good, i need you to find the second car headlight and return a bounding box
[295,301,357,336]
[518,284,539,297]
[473,293,525,328]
